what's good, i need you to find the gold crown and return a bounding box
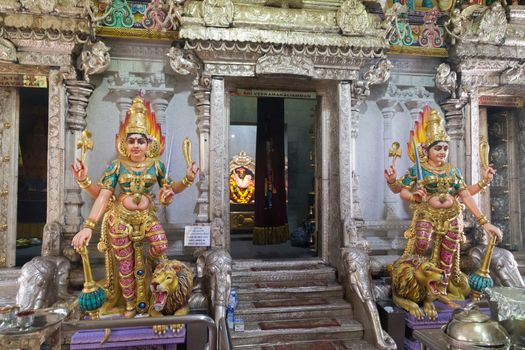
[425,109,449,146]
[125,96,148,135]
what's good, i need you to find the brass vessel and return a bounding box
[442,303,510,350]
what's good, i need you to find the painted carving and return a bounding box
[78,41,111,83]
[204,248,232,324]
[478,2,507,45]
[202,0,234,28]
[167,47,203,84]
[435,63,457,99]
[501,61,525,84]
[363,58,392,86]
[444,8,467,45]
[19,0,57,13]
[142,0,186,30]
[256,53,314,77]
[337,0,370,35]
[0,38,16,62]
[419,8,442,48]
[342,246,397,350]
[16,256,71,310]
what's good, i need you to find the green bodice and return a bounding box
[400,163,466,196]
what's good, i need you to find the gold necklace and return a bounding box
[422,161,450,174]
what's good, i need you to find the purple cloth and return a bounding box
[71,326,185,349]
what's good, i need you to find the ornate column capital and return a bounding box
[376,99,402,117]
[65,80,94,131]
[404,100,428,121]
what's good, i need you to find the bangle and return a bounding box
[477,179,489,190]
[181,176,193,188]
[387,180,397,189]
[476,215,489,226]
[83,218,96,230]
[77,177,92,189]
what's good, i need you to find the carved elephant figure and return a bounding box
[16,256,71,311]
[203,248,232,323]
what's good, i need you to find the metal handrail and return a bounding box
[62,314,217,350]
[218,317,233,350]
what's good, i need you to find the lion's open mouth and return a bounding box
[428,281,441,295]
[153,291,168,311]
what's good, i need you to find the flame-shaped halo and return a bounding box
[407,105,431,163]
[116,96,165,159]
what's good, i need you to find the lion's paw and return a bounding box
[423,302,437,320]
[408,305,425,320]
[153,324,168,334]
[170,324,184,333]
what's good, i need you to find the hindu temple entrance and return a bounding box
[229,94,317,259]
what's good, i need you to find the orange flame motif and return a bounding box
[115,97,165,158]
[407,105,431,163]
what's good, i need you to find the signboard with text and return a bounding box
[184,225,211,247]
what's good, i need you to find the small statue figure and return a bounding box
[78,41,111,84]
[435,63,457,99]
[71,93,199,320]
[384,106,502,319]
[444,8,467,45]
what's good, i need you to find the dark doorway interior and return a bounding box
[16,87,48,266]
[229,95,317,259]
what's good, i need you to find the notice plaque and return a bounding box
[184,225,211,247]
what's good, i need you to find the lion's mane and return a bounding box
[152,260,193,315]
[391,256,427,304]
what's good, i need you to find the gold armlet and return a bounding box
[77,177,92,189]
[477,179,489,190]
[476,215,489,226]
[181,176,193,188]
[83,218,97,230]
[387,181,398,189]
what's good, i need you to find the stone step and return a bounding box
[235,298,352,322]
[235,283,344,302]
[231,317,363,347]
[233,263,336,284]
[234,339,377,350]
[232,258,329,271]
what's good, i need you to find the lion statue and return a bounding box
[149,259,194,334]
[389,256,461,320]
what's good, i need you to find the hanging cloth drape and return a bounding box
[254,98,288,245]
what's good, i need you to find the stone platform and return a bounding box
[70,326,185,350]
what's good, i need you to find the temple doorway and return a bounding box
[16,87,48,266]
[229,94,317,259]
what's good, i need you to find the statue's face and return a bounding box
[427,142,449,165]
[126,133,148,161]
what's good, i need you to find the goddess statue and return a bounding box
[384,106,502,300]
[71,94,198,318]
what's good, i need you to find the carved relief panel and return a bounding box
[0,88,19,267]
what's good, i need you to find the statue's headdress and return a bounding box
[407,106,449,163]
[116,93,165,159]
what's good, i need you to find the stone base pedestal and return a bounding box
[71,325,185,349]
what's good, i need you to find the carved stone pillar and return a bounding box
[209,77,228,248]
[193,77,211,223]
[114,95,134,122]
[404,100,427,122]
[377,99,401,220]
[350,93,366,221]
[47,69,67,227]
[338,81,353,247]
[441,99,467,175]
[465,89,481,206]
[63,80,94,256]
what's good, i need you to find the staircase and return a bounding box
[230,259,377,350]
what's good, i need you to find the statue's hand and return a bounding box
[71,158,88,181]
[186,161,200,182]
[159,184,175,205]
[483,223,503,242]
[482,165,496,185]
[72,228,93,250]
[384,165,397,185]
[412,189,427,203]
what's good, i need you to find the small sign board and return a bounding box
[184,225,211,247]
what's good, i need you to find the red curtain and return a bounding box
[254,98,288,245]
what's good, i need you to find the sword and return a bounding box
[412,138,423,186]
